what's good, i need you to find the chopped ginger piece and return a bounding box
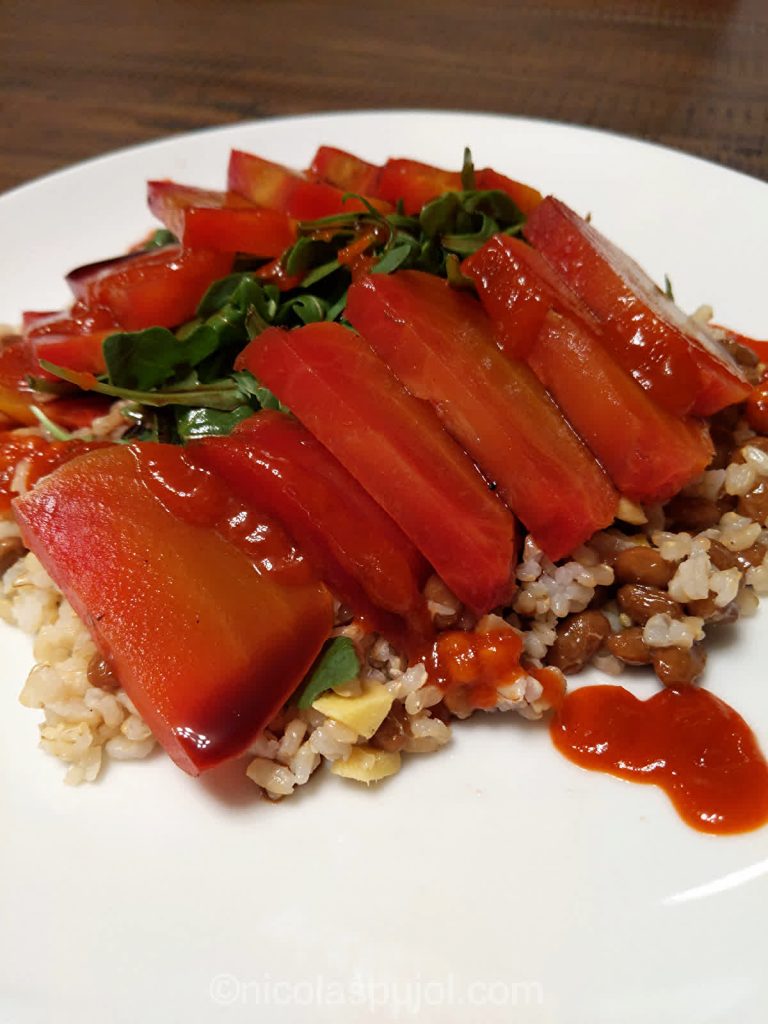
[330,746,401,783]
[616,496,647,525]
[312,681,394,739]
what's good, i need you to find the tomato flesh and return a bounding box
[530,312,714,502]
[238,322,518,614]
[23,303,120,377]
[346,271,617,559]
[374,158,542,215]
[193,410,432,646]
[13,444,332,774]
[0,337,46,424]
[147,181,296,256]
[228,150,390,221]
[309,146,380,194]
[524,198,750,416]
[462,234,599,359]
[74,246,233,331]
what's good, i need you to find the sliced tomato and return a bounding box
[0,432,110,512]
[228,150,390,221]
[45,396,114,430]
[13,444,332,774]
[238,322,518,614]
[530,312,714,503]
[0,336,45,424]
[346,271,617,559]
[0,336,112,428]
[147,180,296,256]
[375,158,461,214]
[524,198,751,416]
[309,146,380,194]
[193,410,432,646]
[374,158,542,215]
[463,234,599,359]
[474,168,544,216]
[69,247,233,331]
[24,304,121,377]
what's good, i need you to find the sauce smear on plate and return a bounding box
[551,685,768,833]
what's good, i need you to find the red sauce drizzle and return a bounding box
[551,685,768,834]
[427,629,564,711]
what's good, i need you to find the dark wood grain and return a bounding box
[0,0,765,193]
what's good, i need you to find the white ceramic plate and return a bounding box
[1,112,766,1024]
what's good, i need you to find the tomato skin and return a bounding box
[13,444,333,774]
[192,411,432,645]
[530,312,714,503]
[147,181,296,256]
[238,322,518,615]
[524,198,750,416]
[73,246,233,330]
[374,158,542,216]
[228,150,390,221]
[309,146,380,194]
[463,234,598,359]
[346,271,617,560]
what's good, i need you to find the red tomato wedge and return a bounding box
[228,150,390,221]
[44,396,113,430]
[147,181,296,255]
[192,410,432,646]
[238,322,518,614]
[0,336,48,425]
[13,444,333,774]
[524,198,750,417]
[463,234,599,359]
[530,313,714,503]
[309,146,380,195]
[346,271,617,559]
[68,247,233,331]
[474,168,544,216]
[0,336,112,428]
[374,158,542,216]
[24,304,120,377]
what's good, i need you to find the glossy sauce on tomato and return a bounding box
[138,444,315,587]
[551,685,768,834]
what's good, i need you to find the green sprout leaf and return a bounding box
[297,637,361,709]
[175,405,254,440]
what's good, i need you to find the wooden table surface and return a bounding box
[0,0,765,194]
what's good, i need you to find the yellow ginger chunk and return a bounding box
[330,746,401,783]
[312,681,394,739]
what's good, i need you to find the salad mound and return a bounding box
[1,144,767,825]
